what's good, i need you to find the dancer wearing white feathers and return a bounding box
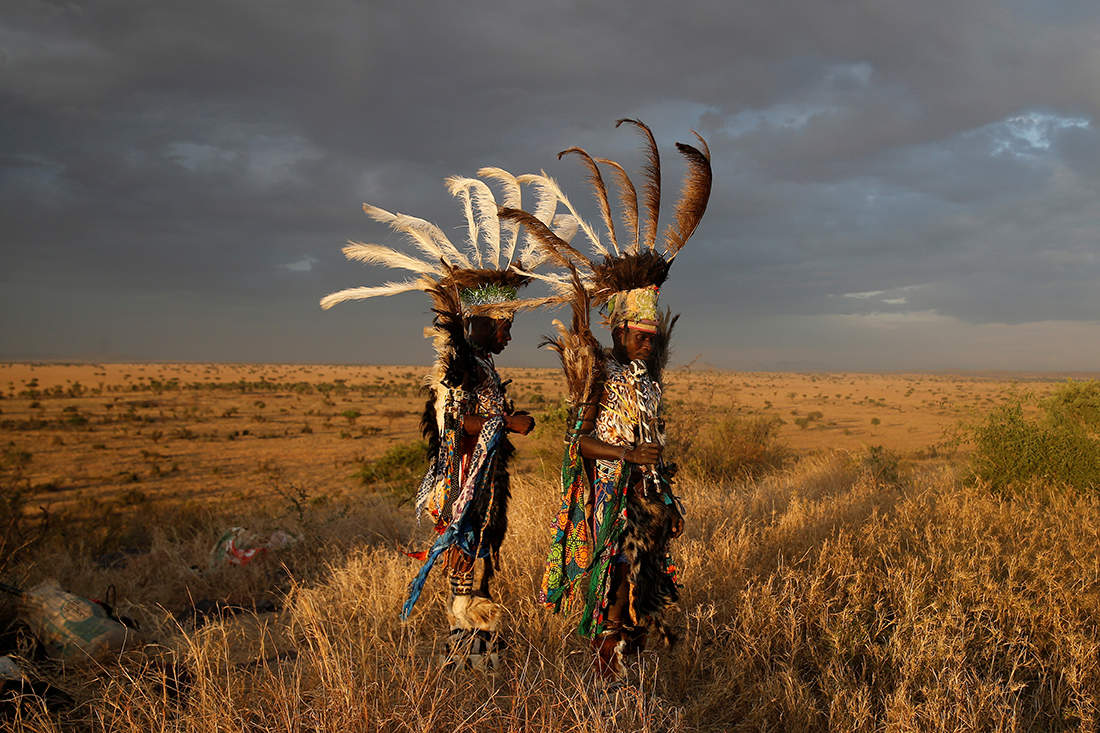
[498,119,713,680]
[321,167,575,669]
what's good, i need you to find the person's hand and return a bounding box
[506,414,535,435]
[625,442,662,465]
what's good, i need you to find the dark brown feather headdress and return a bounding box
[501,119,712,310]
[499,120,712,401]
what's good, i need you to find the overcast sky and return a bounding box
[2,0,1098,371]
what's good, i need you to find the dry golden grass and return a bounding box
[2,364,1099,731]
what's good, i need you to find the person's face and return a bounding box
[470,317,512,354]
[620,327,656,363]
[489,318,512,354]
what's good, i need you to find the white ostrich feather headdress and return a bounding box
[320,168,581,319]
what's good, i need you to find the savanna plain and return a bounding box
[1,362,1099,732]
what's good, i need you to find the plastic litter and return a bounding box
[209,528,299,568]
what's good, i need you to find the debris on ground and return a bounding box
[14,579,135,661]
[208,528,299,568]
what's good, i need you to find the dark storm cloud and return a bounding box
[1,0,1098,367]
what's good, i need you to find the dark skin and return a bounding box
[456,315,533,596]
[579,325,684,630]
[578,325,662,465]
[462,316,535,436]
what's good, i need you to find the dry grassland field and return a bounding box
[2,362,1099,731]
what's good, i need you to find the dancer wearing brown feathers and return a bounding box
[500,118,712,681]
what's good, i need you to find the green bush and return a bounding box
[534,400,570,442]
[862,445,900,485]
[1043,380,1100,433]
[355,440,429,499]
[675,415,790,482]
[971,400,1100,493]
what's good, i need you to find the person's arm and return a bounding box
[463,414,487,435]
[578,436,662,464]
[572,391,661,463]
[463,413,534,435]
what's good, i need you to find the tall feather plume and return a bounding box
[692,130,711,159]
[361,204,445,263]
[532,170,608,259]
[319,279,428,310]
[616,118,661,252]
[498,207,593,273]
[446,179,482,268]
[596,158,640,254]
[558,147,619,255]
[551,214,579,245]
[392,213,471,268]
[478,167,522,264]
[540,269,604,408]
[514,212,585,272]
[663,135,712,259]
[341,241,441,275]
[516,173,562,264]
[509,267,572,296]
[447,177,501,269]
[519,214,582,271]
[362,205,472,268]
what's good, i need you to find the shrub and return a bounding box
[355,440,429,499]
[1043,379,1100,433]
[674,415,790,482]
[970,400,1100,493]
[534,400,570,439]
[862,445,900,485]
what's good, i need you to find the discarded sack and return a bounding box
[17,579,133,661]
[209,528,298,568]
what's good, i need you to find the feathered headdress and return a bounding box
[498,119,712,403]
[321,168,584,417]
[320,169,584,319]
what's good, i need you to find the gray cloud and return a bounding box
[2,0,1098,369]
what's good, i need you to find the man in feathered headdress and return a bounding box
[321,169,570,669]
[499,119,712,680]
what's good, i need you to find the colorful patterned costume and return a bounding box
[499,118,712,675]
[321,167,577,667]
[405,350,513,618]
[541,358,681,637]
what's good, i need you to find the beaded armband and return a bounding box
[564,401,600,443]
